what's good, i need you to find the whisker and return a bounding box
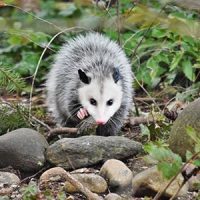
[109,118,119,128]
[64,105,82,124]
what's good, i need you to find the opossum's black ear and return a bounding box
[78,69,91,84]
[112,67,121,83]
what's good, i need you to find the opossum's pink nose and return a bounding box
[96,120,106,125]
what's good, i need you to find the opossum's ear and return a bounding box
[112,67,121,83]
[78,69,91,84]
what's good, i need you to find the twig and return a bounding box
[63,172,103,200]
[169,180,186,200]
[153,151,200,200]
[31,115,51,131]
[134,76,161,112]
[20,166,49,183]
[48,127,78,137]
[116,0,121,44]
[128,115,155,126]
[170,165,200,200]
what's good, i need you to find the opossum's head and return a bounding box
[78,68,123,125]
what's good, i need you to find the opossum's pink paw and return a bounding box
[77,108,88,120]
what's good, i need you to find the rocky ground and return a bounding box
[0,127,199,200]
[0,98,200,199]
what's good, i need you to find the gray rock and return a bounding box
[0,172,20,186]
[46,136,142,170]
[183,163,200,192]
[65,173,108,193]
[188,174,200,192]
[0,128,48,172]
[0,172,20,196]
[100,159,133,189]
[132,166,189,198]
[105,193,122,200]
[168,98,200,159]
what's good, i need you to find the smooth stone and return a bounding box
[0,172,20,185]
[0,128,48,172]
[168,98,200,159]
[46,136,142,170]
[105,193,122,200]
[132,166,189,198]
[39,167,68,184]
[0,172,20,195]
[65,173,108,194]
[100,159,133,189]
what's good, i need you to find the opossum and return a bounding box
[46,32,133,136]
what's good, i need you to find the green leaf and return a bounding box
[144,143,182,179]
[14,51,40,76]
[158,161,182,179]
[152,28,169,38]
[193,159,200,167]
[170,50,184,71]
[182,59,195,81]
[140,124,150,139]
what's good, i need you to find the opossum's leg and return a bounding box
[77,108,88,119]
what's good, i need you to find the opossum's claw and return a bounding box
[77,108,88,119]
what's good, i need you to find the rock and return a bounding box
[168,98,200,159]
[100,159,132,189]
[46,136,142,170]
[39,167,68,184]
[188,174,200,192]
[65,173,108,194]
[0,128,48,172]
[0,172,20,185]
[132,166,189,198]
[40,167,107,194]
[105,193,122,200]
[0,172,20,195]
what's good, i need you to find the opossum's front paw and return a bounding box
[77,108,88,120]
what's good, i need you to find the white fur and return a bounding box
[78,77,123,124]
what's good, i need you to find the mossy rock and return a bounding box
[168,98,200,160]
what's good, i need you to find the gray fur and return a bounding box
[46,32,133,136]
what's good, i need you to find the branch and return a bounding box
[63,172,103,200]
[153,151,200,200]
[47,127,78,138]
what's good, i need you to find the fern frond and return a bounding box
[0,66,26,93]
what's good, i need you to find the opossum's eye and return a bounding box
[78,69,91,84]
[107,99,113,106]
[90,98,97,106]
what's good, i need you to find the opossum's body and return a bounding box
[46,32,133,136]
